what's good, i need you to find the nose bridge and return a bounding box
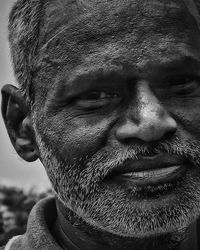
[115,81,177,142]
[137,81,165,124]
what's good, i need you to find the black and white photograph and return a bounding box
[0,0,200,249]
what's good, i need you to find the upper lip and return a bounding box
[110,153,187,175]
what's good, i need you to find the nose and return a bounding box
[115,81,177,143]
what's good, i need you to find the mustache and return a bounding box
[79,134,200,193]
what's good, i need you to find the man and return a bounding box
[1,0,200,249]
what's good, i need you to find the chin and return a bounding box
[77,168,200,238]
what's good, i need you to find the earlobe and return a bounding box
[15,136,39,162]
[1,84,39,162]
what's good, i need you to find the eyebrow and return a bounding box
[67,56,200,83]
[48,65,126,102]
[49,55,200,100]
[68,67,125,86]
[62,68,124,93]
[155,56,200,74]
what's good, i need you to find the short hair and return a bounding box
[8,0,200,108]
[8,0,43,107]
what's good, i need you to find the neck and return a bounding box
[53,199,190,250]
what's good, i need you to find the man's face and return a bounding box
[33,0,200,238]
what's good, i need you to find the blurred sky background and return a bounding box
[0,0,50,191]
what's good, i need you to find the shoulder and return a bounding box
[0,235,22,250]
[2,197,62,250]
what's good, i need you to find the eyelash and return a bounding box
[60,74,200,112]
[166,75,200,95]
[80,91,119,100]
[74,90,120,109]
[168,75,200,84]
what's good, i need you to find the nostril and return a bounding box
[161,129,176,142]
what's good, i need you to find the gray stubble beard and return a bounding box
[34,125,200,247]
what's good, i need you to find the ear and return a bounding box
[1,84,39,162]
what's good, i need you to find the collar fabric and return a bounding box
[3,197,62,250]
[1,197,199,250]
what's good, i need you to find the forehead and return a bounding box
[40,0,200,44]
[35,0,200,95]
[41,0,198,33]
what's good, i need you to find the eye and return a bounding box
[80,91,116,101]
[74,91,119,109]
[167,75,200,96]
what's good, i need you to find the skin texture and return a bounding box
[2,0,200,249]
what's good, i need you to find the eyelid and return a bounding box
[79,90,119,100]
[73,90,121,110]
[167,75,200,84]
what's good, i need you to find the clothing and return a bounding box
[1,197,200,250]
[1,197,62,250]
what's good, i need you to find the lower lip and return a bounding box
[112,165,186,186]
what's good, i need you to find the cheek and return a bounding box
[167,98,200,137]
[38,113,115,161]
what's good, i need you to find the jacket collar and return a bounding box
[8,197,62,250]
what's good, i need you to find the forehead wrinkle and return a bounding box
[40,0,198,50]
[41,26,71,52]
[35,0,200,97]
[135,40,200,68]
[36,32,200,93]
[38,11,199,69]
[40,11,92,51]
[39,0,92,49]
[80,33,200,69]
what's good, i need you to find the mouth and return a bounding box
[110,165,185,186]
[105,153,189,186]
